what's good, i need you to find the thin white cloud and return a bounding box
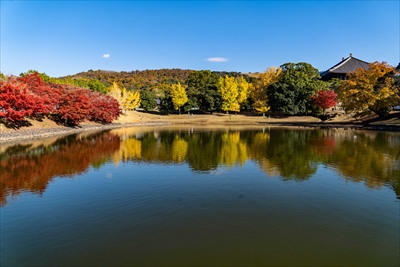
[207,57,228,62]
[102,54,110,58]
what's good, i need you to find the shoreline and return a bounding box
[257,121,400,131]
[0,122,171,144]
[1,119,399,144]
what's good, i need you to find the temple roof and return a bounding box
[320,54,370,79]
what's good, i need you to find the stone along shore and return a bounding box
[0,122,171,144]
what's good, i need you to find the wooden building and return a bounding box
[320,53,369,81]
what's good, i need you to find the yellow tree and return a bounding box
[249,67,282,113]
[336,62,400,118]
[107,82,141,114]
[170,82,188,114]
[122,89,141,112]
[107,82,124,104]
[237,76,249,109]
[217,76,240,113]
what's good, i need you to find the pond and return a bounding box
[1,126,399,266]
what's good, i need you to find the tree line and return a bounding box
[140,61,399,118]
[57,61,400,118]
[1,61,399,126]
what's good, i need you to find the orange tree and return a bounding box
[336,62,400,118]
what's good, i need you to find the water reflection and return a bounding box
[0,132,120,206]
[1,127,399,206]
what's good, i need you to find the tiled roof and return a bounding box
[324,55,369,74]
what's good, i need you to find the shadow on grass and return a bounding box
[0,118,32,129]
[361,112,400,125]
[0,115,85,130]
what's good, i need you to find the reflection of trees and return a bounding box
[110,128,399,198]
[246,131,270,159]
[245,132,281,177]
[186,132,221,172]
[112,131,190,165]
[242,129,322,180]
[325,132,400,196]
[311,135,337,155]
[4,127,398,206]
[172,135,188,163]
[263,129,319,181]
[113,129,320,180]
[0,132,120,206]
[219,132,248,167]
[113,137,141,166]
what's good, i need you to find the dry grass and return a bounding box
[1,110,399,134]
[115,111,325,125]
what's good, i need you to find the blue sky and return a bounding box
[1,1,399,77]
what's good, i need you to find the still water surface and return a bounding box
[1,126,399,266]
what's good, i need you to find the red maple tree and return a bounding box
[0,77,47,121]
[18,73,61,114]
[1,72,121,125]
[56,86,93,125]
[88,91,121,123]
[311,90,337,114]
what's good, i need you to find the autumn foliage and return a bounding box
[336,62,400,118]
[0,73,121,125]
[0,77,47,121]
[311,90,337,113]
[89,91,122,123]
[249,67,282,113]
[106,82,141,114]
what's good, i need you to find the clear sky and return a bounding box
[1,0,399,77]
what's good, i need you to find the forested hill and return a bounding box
[60,69,252,91]
[61,69,194,90]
